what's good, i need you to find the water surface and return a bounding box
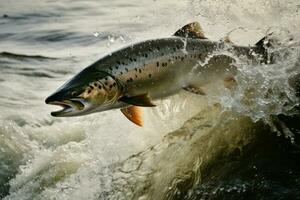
[0,0,299,199]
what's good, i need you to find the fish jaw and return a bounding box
[45,74,124,117]
[46,98,93,117]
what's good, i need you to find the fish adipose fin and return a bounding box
[183,85,206,95]
[173,22,207,39]
[121,106,143,126]
[119,93,156,107]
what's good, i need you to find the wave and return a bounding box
[104,105,300,200]
[0,29,130,47]
[0,52,56,60]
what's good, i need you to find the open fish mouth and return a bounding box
[47,99,85,117]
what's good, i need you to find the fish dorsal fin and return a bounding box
[119,93,156,107]
[121,106,143,126]
[173,22,207,39]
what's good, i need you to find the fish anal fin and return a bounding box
[119,93,156,107]
[183,85,206,95]
[173,22,207,39]
[121,106,143,126]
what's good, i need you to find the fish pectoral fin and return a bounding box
[119,93,156,107]
[173,22,207,39]
[183,85,206,95]
[121,106,143,126]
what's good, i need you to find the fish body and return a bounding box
[45,22,266,126]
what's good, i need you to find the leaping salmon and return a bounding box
[45,22,269,126]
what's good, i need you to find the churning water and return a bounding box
[0,0,299,199]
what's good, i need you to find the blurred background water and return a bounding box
[0,0,299,199]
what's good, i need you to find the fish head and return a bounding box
[45,68,122,117]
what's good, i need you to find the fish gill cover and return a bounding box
[0,0,299,200]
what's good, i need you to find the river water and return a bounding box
[0,0,299,199]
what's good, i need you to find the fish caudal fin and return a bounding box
[173,22,207,39]
[119,93,156,107]
[121,106,143,126]
[183,85,206,95]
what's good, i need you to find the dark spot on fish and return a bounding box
[156,62,159,67]
[134,68,138,72]
[148,74,152,78]
[139,69,142,73]
[120,71,123,75]
[122,62,125,65]
[135,75,138,78]
[109,85,113,89]
[109,67,113,70]
[145,54,148,58]
[94,83,98,87]
[105,77,108,81]
[176,45,180,49]
[129,58,133,62]
[115,66,119,70]
[134,58,137,62]
[181,57,184,61]
[98,85,102,89]
[168,59,171,62]
[90,85,94,89]
[87,90,91,94]
[157,47,160,51]
[125,68,128,72]
[117,61,121,64]
[113,82,116,86]
[105,82,108,86]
